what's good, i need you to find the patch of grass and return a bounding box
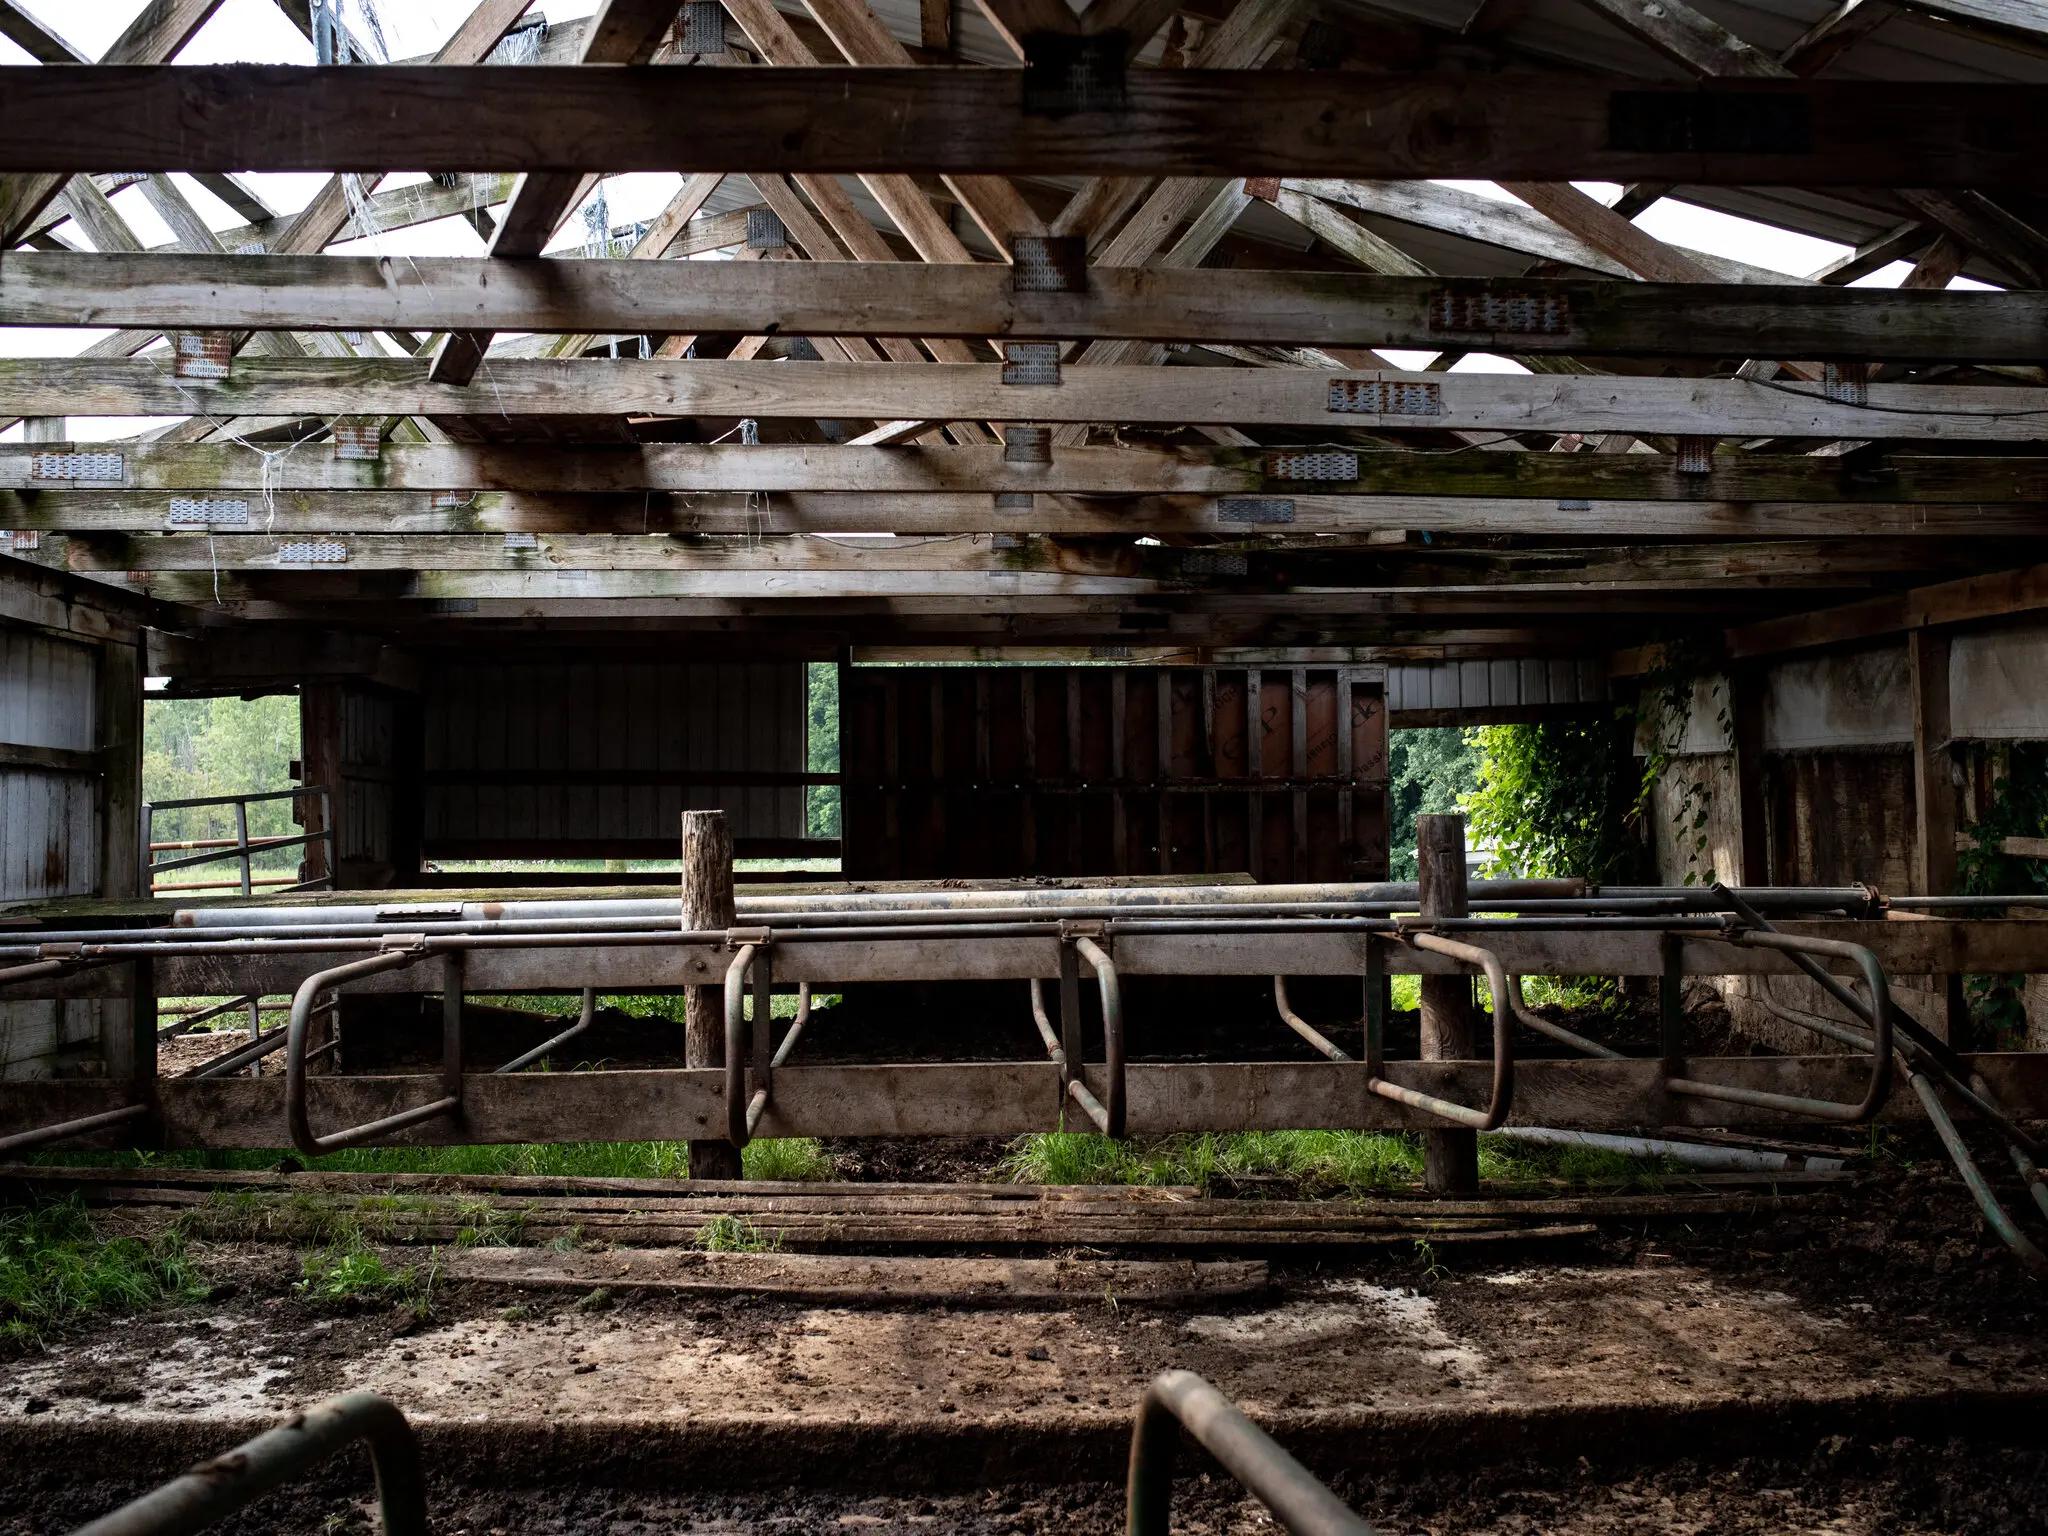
[999,1130,1428,1193]
[451,1198,527,1248]
[296,1240,439,1320]
[0,1199,208,1351]
[1477,1136,1672,1189]
[741,1137,833,1182]
[696,1214,778,1253]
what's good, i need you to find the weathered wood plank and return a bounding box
[0,1053,2041,1144]
[10,255,2044,362]
[7,360,2044,438]
[0,68,2041,186]
[6,442,2046,504]
[7,487,2044,539]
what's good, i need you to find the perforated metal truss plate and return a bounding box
[1216,497,1295,525]
[1002,343,1062,387]
[332,420,382,460]
[1264,449,1357,481]
[990,533,1024,550]
[430,490,475,510]
[172,332,231,380]
[1243,177,1281,202]
[1010,235,1087,294]
[1676,436,1717,475]
[427,598,479,613]
[1823,362,1869,406]
[681,0,726,53]
[30,451,125,483]
[276,539,347,564]
[745,207,787,250]
[1557,499,1592,511]
[994,492,1034,512]
[167,497,250,527]
[1609,91,1812,156]
[502,532,539,550]
[1003,426,1052,463]
[1180,551,1248,578]
[0,530,38,551]
[1429,288,1573,338]
[1327,379,1442,417]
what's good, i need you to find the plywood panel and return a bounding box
[422,655,809,857]
[842,666,1390,881]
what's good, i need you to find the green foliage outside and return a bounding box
[1959,744,2048,1044]
[296,1240,438,1319]
[1387,728,1482,879]
[1464,718,1647,884]
[0,1199,207,1351]
[807,660,841,841]
[696,1214,779,1253]
[142,692,303,888]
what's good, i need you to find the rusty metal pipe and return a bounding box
[285,948,456,1156]
[1127,1370,1374,1536]
[1272,976,1353,1063]
[72,1391,427,1536]
[723,945,758,1148]
[1374,932,1515,1131]
[494,987,596,1075]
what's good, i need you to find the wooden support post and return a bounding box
[1417,813,1478,1194]
[1729,667,1769,885]
[682,809,743,1180]
[1908,629,1966,1041]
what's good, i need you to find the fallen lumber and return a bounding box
[433,1246,1271,1305]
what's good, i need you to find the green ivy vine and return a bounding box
[1958,743,2048,1045]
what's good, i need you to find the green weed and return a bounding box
[0,1199,207,1351]
[296,1241,439,1319]
[741,1138,834,1182]
[696,1215,778,1253]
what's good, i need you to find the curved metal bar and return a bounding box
[1373,933,1515,1132]
[495,987,596,1074]
[1028,977,1065,1066]
[723,944,758,1148]
[1074,936,1125,1139]
[1666,930,1893,1123]
[747,982,814,1137]
[285,947,453,1157]
[1505,976,1625,1060]
[73,1391,427,1536]
[0,1101,149,1158]
[1126,1369,1375,1536]
[1910,1069,2048,1278]
[1272,976,1353,1062]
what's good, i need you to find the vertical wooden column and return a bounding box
[1908,630,1965,1040]
[1417,813,1478,1194]
[682,810,743,1180]
[1729,668,1770,886]
[98,636,151,1096]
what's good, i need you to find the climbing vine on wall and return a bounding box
[1958,744,2048,1044]
[1635,636,1733,887]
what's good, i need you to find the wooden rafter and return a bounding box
[0,68,2040,185]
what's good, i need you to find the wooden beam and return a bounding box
[10,442,2046,504]
[0,1,88,63]
[431,0,695,386]
[1894,0,2048,44]
[1910,628,1959,898]
[8,358,2046,437]
[1568,0,1788,75]
[6,1052,2045,1146]
[11,488,2044,540]
[0,68,2039,185]
[1722,562,2048,660]
[8,256,2041,362]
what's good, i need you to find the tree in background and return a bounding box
[142,693,302,882]
[1386,728,1481,878]
[806,662,841,841]
[1464,718,1645,883]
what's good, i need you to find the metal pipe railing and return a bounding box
[72,1392,426,1536]
[494,987,597,1075]
[145,786,334,899]
[285,947,461,1156]
[1272,976,1353,1063]
[1366,932,1516,1132]
[1126,1370,1374,1536]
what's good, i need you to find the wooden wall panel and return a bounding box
[420,657,811,860]
[842,665,1389,882]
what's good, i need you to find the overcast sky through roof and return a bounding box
[0,0,1990,443]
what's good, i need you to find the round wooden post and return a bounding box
[1417,813,1479,1194]
[682,810,743,1180]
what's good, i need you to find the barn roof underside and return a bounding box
[1,0,2045,665]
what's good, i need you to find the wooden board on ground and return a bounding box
[433,1246,1272,1304]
